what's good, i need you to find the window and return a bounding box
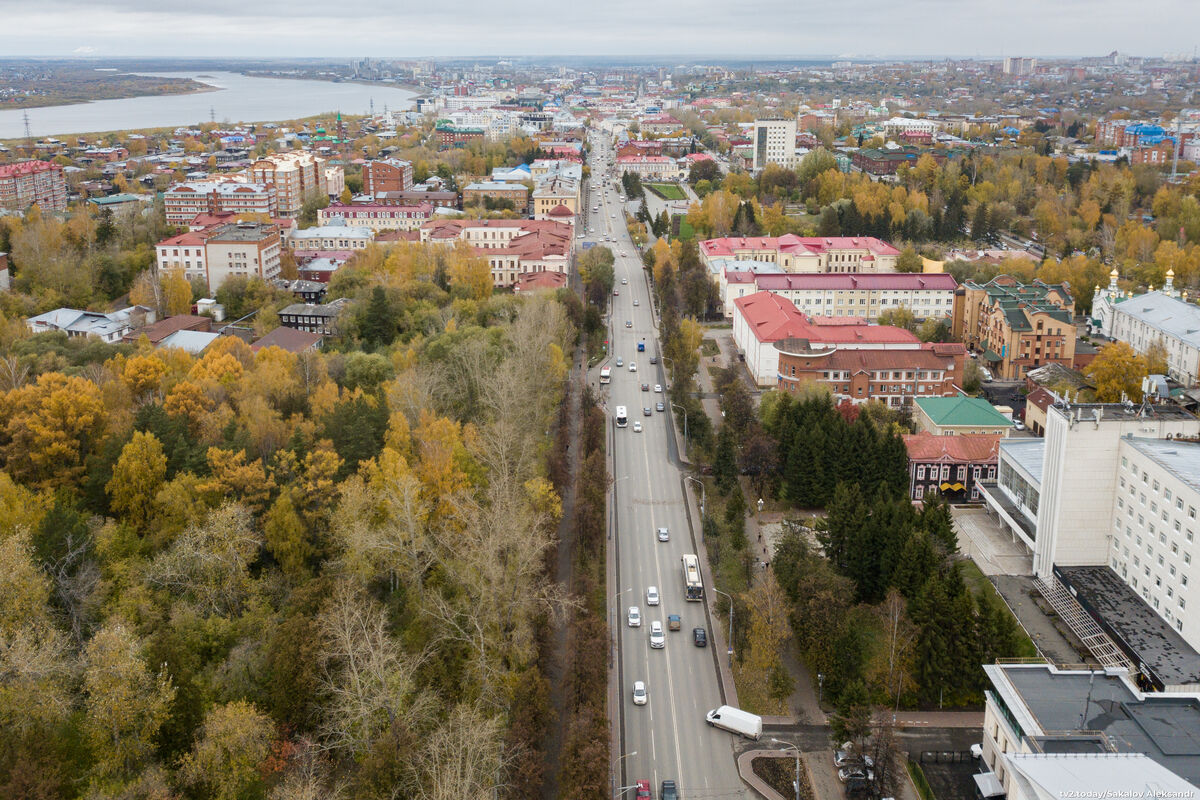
[915,485,924,499]
[917,466,926,479]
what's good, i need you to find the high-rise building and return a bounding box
[1002,57,1038,76]
[0,160,67,212]
[249,152,328,217]
[751,118,797,171]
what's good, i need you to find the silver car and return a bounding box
[657,527,669,542]
[649,621,665,649]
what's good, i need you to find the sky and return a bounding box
[0,0,1197,59]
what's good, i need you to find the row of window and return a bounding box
[916,464,996,481]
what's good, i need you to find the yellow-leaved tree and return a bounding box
[106,431,168,530]
[1085,341,1148,402]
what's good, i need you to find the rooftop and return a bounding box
[207,222,279,242]
[998,437,1046,484]
[903,432,1003,463]
[914,395,1012,428]
[290,226,373,240]
[1112,291,1200,348]
[1127,438,1200,495]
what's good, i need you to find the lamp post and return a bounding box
[770,739,801,800]
[612,751,639,799]
[671,402,688,449]
[711,587,734,660]
[818,673,825,706]
[685,475,706,518]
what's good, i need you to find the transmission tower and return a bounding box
[22,110,32,148]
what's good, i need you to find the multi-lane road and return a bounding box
[584,134,749,799]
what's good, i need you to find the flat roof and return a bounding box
[1057,565,1200,687]
[999,437,1046,485]
[1127,438,1200,495]
[995,664,1200,783]
[1114,291,1200,349]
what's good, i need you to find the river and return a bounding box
[0,71,417,140]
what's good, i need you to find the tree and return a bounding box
[264,492,313,579]
[877,305,917,332]
[106,431,168,530]
[0,372,106,490]
[896,246,923,273]
[179,700,275,800]
[1084,341,1148,401]
[360,287,398,349]
[447,244,492,301]
[339,187,353,205]
[818,205,841,236]
[82,623,175,780]
[1146,337,1169,376]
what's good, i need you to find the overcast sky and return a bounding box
[0,0,1197,59]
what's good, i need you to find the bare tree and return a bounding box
[414,703,514,800]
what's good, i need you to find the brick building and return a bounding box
[249,151,328,217]
[435,124,484,149]
[776,338,966,406]
[851,147,951,176]
[163,181,278,225]
[954,276,1076,380]
[362,158,414,196]
[317,203,433,231]
[0,160,67,212]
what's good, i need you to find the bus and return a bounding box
[615,405,628,428]
[600,366,611,385]
[682,554,703,601]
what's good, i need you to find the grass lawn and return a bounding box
[700,339,720,357]
[677,220,695,240]
[647,182,686,200]
[958,559,1039,658]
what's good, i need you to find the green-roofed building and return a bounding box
[913,395,1014,436]
[956,275,1076,380]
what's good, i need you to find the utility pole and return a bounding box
[210,106,215,124]
[22,110,32,149]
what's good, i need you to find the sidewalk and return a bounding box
[893,711,984,728]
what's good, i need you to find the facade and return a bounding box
[435,123,484,149]
[702,234,900,275]
[163,181,278,225]
[26,306,154,343]
[420,218,573,288]
[615,155,683,180]
[1092,270,1200,386]
[249,152,328,217]
[362,158,414,196]
[155,231,210,278]
[317,203,433,232]
[955,276,1075,380]
[201,222,282,292]
[852,146,949,176]
[777,340,966,407]
[278,299,348,336]
[371,190,459,209]
[751,118,797,170]
[731,291,921,387]
[0,159,67,212]
[289,225,373,252]
[1002,57,1038,75]
[903,432,1001,503]
[531,174,579,218]
[462,181,529,213]
[912,395,1013,436]
[721,270,955,320]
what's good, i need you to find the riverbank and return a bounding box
[0,72,215,111]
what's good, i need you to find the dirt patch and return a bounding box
[753,755,813,800]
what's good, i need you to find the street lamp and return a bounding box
[711,587,734,660]
[685,475,706,518]
[770,739,801,800]
[612,752,639,799]
[818,673,825,706]
[671,402,688,448]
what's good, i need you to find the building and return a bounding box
[249,152,328,217]
[777,340,966,407]
[531,174,579,219]
[721,270,956,320]
[435,123,484,149]
[462,181,529,213]
[317,203,433,232]
[731,291,921,386]
[289,225,373,252]
[371,190,459,209]
[1002,57,1038,76]
[1092,270,1200,386]
[751,118,797,171]
[641,114,685,135]
[702,234,901,275]
[955,276,1076,380]
[615,155,683,180]
[0,160,67,212]
[420,218,572,288]
[251,325,323,354]
[278,299,348,336]
[979,663,1200,796]
[912,395,1013,436]
[362,158,414,196]
[26,305,154,343]
[121,314,212,345]
[903,432,1001,503]
[163,181,278,225]
[852,146,950,176]
[200,222,283,292]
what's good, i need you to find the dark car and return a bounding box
[693,627,707,647]
[660,780,678,800]
[649,356,658,364]
[641,382,650,391]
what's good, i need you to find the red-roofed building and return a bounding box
[617,140,663,158]
[317,202,433,231]
[0,160,66,212]
[514,271,568,293]
[732,291,921,385]
[902,432,1002,503]
[777,339,966,406]
[701,234,901,274]
[720,270,957,320]
[616,155,682,180]
[419,218,573,288]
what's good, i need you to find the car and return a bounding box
[660,780,678,800]
[654,384,662,393]
[621,277,628,285]
[838,766,874,783]
[625,320,633,328]
[1013,420,1026,431]
[646,586,660,606]
[633,421,643,433]
[632,680,647,705]
[633,299,639,306]
[635,780,651,799]
[649,355,658,364]
[970,743,983,759]
[656,526,669,541]
[613,288,619,296]
[656,402,665,412]
[641,382,650,391]
[693,627,707,647]
[616,357,623,367]
[649,621,665,648]
[667,613,681,631]
[629,362,637,372]
[640,406,650,416]
[627,606,641,627]
[833,749,873,769]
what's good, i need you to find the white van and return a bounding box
[705,705,762,740]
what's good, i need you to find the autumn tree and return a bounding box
[1085,341,1148,402]
[179,700,275,800]
[106,430,168,530]
[0,372,106,489]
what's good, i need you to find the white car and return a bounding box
[633,299,639,306]
[646,586,660,606]
[649,621,665,649]
[633,421,643,433]
[629,362,637,372]
[632,680,647,705]
[621,277,628,285]
[657,527,669,542]
[628,606,641,627]
[654,384,662,393]
[616,357,623,367]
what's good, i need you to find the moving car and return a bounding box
[705,705,763,740]
[633,299,639,306]
[621,277,628,284]
[660,780,678,800]
[654,384,662,393]
[626,320,633,328]
[657,526,669,542]
[636,780,651,799]
[656,402,665,412]
[649,621,665,648]
[667,613,681,631]
[646,586,659,606]
[632,680,647,705]
[641,383,650,392]
[616,357,623,367]
[649,356,658,364]
[633,421,643,433]
[693,627,707,647]
[627,606,641,627]
[613,288,619,296]
[629,362,637,372]
[643,406,652,416]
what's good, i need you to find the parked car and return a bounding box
[667,613,682,631]
[693,627,707,647]
[627,606,641,627]
[838,766,874,783]
[632,680,647,705]
[649,621,665,648]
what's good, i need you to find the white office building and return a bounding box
[751,118,797,171]
[1092,269,1200,386]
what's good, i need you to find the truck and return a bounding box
[705,705,762,740]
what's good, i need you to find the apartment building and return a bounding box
[852,146,952,176]
[1093,270,1200,386]
[435,123,484,149]
[0,159,67,212]
[954,276,1075,379]
[362,158,414,196]
[721,270,955,320]
[317,203,433,232]
[249,151,328,217]
[776,338,966,406]
[278,298,348,336]
[462,181,529,213]
[701,234,901,275]
[289,225,373,252]
[420,218,573,288]
[751,118,797,170]
[163,181,278,225]
[201,222,282,292]
[615,155,683,180]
